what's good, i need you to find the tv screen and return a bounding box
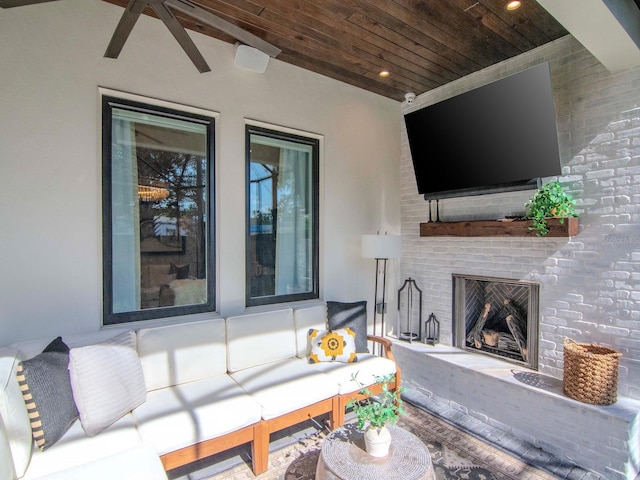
[404,62,562,199]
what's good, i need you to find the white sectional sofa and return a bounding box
[0,303,399,479]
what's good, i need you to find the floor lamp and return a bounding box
[361,233,402,353]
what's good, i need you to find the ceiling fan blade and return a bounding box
[151,2,210,73]
[165,0,281,58]
[104,0,147,59]
[0,0,58,7]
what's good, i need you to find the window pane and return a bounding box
[246,126,319,306]
[103,96,214,324]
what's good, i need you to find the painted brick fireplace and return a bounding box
[396,36,640,480]
[452,274,539,370]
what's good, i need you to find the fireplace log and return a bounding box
[482,330,500,347]
[503,300,527,360]
[466,303,491,348]
[498,334,519,351]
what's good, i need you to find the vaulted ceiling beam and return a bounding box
[165,0,281,58]
[101,0,280,72]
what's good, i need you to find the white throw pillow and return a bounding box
[69,334,146,437]
[103,330,137,350]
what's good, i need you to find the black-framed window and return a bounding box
[246,125,319,306]
[102,94,215,325]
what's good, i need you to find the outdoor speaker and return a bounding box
[234,43,270,73]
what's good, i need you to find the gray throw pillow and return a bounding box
[327,301,369,353]
[16,337,79,451]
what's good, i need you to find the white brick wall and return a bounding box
[394,342,640,480]
[399,35,640,399]
[396,34,640,480]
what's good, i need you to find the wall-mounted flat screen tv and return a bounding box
[404,62,562,200]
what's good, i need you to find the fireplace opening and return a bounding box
[452,274,539,369]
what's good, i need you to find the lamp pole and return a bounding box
[362,233,402,355]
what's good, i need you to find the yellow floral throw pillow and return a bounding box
[308,328,358,363]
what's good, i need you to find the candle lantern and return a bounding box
[424,312,440,345]
[396,278,422,343]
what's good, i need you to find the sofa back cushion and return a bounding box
[327,301,369,353]
[226,309,296,373]
[9,329,133,360]
[0,349,32,479]
[0,413,16,480]
[136,318,227,391]
[293,305,327,358]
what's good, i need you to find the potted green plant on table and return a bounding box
[524,180,578,236]
[346,373,405,457]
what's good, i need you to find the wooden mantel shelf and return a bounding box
[419,217,579,237]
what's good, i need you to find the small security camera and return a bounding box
[405,92,416,104]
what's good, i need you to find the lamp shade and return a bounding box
[361,234,402,259]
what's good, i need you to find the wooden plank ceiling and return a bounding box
[101,0,569,101]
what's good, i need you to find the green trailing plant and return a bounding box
[524,180,577,236]
[346,373,406,432]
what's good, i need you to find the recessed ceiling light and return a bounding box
[379,70,390,78]
[505,1,522,10]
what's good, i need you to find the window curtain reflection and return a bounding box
[275,147,312,295]
[111,117,141,312]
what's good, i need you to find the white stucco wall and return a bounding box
[0,0,401,344]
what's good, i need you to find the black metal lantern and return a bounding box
[397,278,422,342]
[424,312,440,345]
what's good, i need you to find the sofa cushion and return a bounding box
[16,337,79,451]
[34,444,167,480]
[9,329,134,360]
[308,328,358,364]
[308,353,398,394]
[132,375,262,455]
[0,349,32,479]
[69,332,146,436]
[136,318,227,391]
[0,414,15,480]
[293,305,327,358]
[230,358,339,420]
[226,309,297,373]
[327,301,369,353]
[22,413,142,480]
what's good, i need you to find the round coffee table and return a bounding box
[315,423,435,480]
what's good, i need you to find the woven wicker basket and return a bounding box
[563,337,622,405]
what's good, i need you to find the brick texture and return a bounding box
[400,35,640,399]
[398,35,640,480]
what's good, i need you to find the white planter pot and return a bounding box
[364,426,391,457]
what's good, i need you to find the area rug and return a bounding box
[172,401,561,480]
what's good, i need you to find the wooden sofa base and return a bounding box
[161,423,257,471]
[162,335,400,476]
[335,376,400,426]
[253,396,341,475]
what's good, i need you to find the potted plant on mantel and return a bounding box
[347,373,406,457]
[524,180,578,236]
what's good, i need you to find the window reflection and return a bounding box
[103,96,214,324]
[246,125,319,306]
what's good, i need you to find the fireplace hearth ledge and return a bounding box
[391,339,640,480]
